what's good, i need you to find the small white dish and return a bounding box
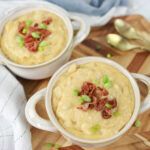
[0,2,90,80]
[25,57,150,148]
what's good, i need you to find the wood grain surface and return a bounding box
[18,15,150,150]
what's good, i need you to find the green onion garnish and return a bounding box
[102,75,112,88]
[95,45,101,51]
[102,75,109,84]
[22,28,28,34]
[106,53,112,58]
[73,89,79,96]
[39,41,48,47]
[78,97,84,104]
[16,36,24,47]
[31,32,40,39]
[113,111,120,117]
[81,95,91,102]
[90,124,101,133]
[44,143,53,148]
[134,119,141,127]
[104,81,112,88]
[39,23,47,29]
[38,46,44,52]
[26,20,33,27]
[105,103,112,109]
[54,144,60,150]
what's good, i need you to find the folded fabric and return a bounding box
[47,0,129,16]
[0,65,32,150]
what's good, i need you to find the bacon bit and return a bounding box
[18,21,26,35]
[25,40,40,52]
[42,17,52,25]
[24,27,51,52]
[24,35,34,43]
[101,88,109,96]
[108,99,117,108]
[39,29,51,38]
[29,26,38,32]
[17,18,52,52]
[95,98,107,111]
[93,87,103,99]
[80,82,96,97]
[77,103,94,111]
[76,81,117,119]
[34,23,38,27]
[102,108,112,119]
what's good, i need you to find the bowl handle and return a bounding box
[25,88,57,132]
[132,73,150,113]
[69,14,90,47]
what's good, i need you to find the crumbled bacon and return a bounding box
[34,23,38,27]
[18,21,26,35]
[77,103,94,111]
[80,82,96,97]
[101,88,109,96]
[102,108,112,119]
[95,98,107,111]
[107,99,117,108]
[17,18,52,52]
[24,35,35,43]
[25,40,40,52]
[76,81,117,119]
[42,17,52,25]
[24,27,51,52]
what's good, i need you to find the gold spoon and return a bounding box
[106,34,149,51]
[114,19,143,40]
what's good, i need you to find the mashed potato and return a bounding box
[0,10,68,65]
[52,62,134,140]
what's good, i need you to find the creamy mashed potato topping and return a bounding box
[52,62,134,140]
[0,10,68,65]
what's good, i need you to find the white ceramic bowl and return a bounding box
[25,57,150,148]
[0,2,90,80]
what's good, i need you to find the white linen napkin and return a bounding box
[0,65,32,150]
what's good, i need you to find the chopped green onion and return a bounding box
[16,36,24,47]
[104,81,112,88]
[134,119,141,127]
[54,144,60,149]
[78,97,85,104]
[39,23,47,29]
[22,28,28,34]
[102,75,112,88]
[106,53,112,58]
[73,89,79,96]
[39,41,48,47]
[90,124,101,133]
[113,111,120,117]
[31,32,40,39]
[26,20,33,27]
[102,75,109,84]
[95,45,101,51]
[105,103,112,109]
[44,143,53,148]
[38,46,44,52]
[81,95,91,102]
[93,79,99,86]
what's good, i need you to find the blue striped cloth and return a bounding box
[47,0,129,16]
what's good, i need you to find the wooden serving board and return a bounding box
[18,15,150,150]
